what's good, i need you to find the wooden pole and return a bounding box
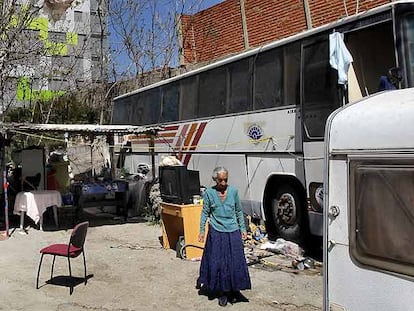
[149,132,156,178]
[2,133,9,238]
[108,133,115,179]
[3,169,9,238]
[303,0,313,30]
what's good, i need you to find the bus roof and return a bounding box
[326,87,414,153]
[114,1,407,101]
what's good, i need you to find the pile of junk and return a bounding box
[243,218,322,274]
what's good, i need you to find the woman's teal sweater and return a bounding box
[199,185,246,234]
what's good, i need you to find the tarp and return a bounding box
[1,123,161,136]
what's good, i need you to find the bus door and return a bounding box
[301,37,340,233]
[394,2,414,88]
[343,16,396,100]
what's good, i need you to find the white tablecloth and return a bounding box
[13,190,62,224]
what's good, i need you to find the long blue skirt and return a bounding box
[199,226,251,293]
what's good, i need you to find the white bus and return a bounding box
[112,1,414,247]
[324,87,414,311]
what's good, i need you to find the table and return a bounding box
[13,190,62,231]
[160,202,208,260]
[72,180,128,219]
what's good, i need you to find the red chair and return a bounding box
[36,221,89,289]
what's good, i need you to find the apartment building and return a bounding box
[2,0,108,110]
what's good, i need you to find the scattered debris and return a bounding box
[259,238,304,258]
[110,243,144,250]
[242,219,322,274]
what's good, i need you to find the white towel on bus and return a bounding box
[329,32,353,85]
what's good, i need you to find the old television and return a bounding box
[159,165,200,204]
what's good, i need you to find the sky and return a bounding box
[109,0,225,80]
[199,0,223,11]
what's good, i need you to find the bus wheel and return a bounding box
[271,184,306,244]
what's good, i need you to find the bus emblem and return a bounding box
[247,124,263,141]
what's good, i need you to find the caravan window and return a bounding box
[349,159,414,277]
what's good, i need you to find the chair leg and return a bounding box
[67,256,73,294]
[82,250,87,284]
[51,255,56,281]
[68,256,72,279]
[36,254,44,289]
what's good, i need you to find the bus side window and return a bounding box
[112,97,133,125]
[253,48,283,110]
[180,76,198,120]
[228,58,252,113]
[161,82,179,122]
[284,43,301,107]
[143,88,160,125]
[198,67,227,117]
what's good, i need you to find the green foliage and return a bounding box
[4,106,31,123]
[3,93,101,124]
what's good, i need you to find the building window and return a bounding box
[90,36,103,57]
[90,0,99,12]
[90,12,106,34]
[48,32,66,43]
[74,11,84,22]
[349,159,414,278]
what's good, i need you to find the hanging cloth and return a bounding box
[329,32,353,85]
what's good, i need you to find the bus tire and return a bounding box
[270,184,308,245]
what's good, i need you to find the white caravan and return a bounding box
[324,87,414,310]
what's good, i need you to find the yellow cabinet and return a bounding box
[160,202,208,260]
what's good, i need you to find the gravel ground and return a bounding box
[0,210,322,311]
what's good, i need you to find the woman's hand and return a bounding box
[199,233,205,243]
[241,231,247,240]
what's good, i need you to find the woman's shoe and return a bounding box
[228,291,238,304]
[195,277,202,289]
[229,291,249,303]
[218,295,228,307]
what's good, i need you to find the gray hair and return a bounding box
[212,166,228,179]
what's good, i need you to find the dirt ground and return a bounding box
[0,208,322,311]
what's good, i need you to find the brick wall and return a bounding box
[180,0,245,65]
[308,0,390,27]
[178,0,391,65]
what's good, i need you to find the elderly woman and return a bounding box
[198,166,251,307]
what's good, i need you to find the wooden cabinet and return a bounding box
[160,202,207,260]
